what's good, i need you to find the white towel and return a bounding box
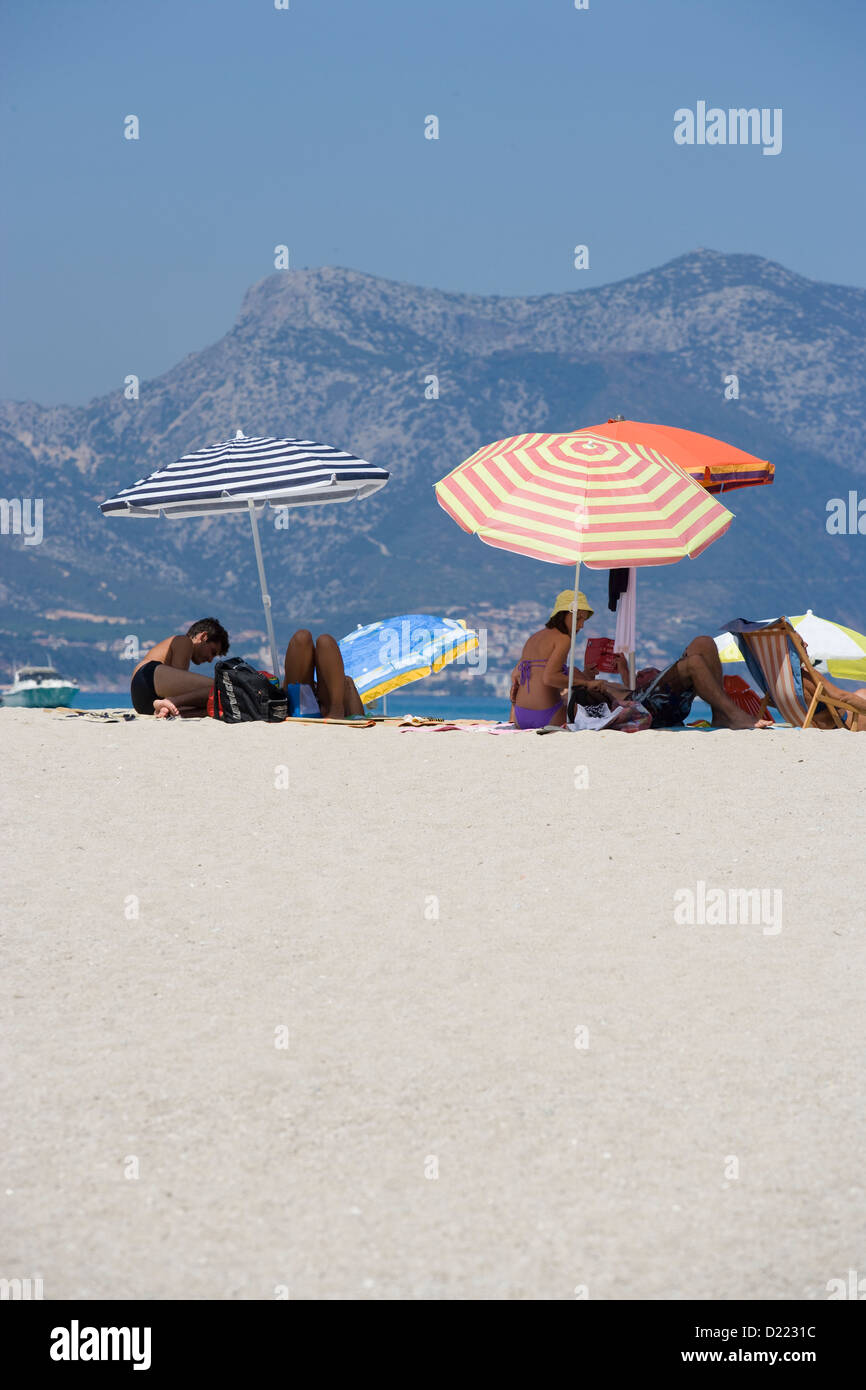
[614,566,636,658]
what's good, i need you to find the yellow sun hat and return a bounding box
[550,589,594,619]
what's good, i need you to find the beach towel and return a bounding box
[398,719,519,733]
[288,716,376,726]
[613,566,636,663]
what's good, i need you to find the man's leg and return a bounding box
[313,634,352,717]
[284,629,315,687]
[152,664,213,708]
[669,636,762,729]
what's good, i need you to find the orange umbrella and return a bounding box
[573,418,774,683]
[581,418,774,494]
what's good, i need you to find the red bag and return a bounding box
[723,675,765,719]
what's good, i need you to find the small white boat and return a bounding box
[2,665,79,709]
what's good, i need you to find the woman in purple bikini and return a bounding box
[509,589,625,729]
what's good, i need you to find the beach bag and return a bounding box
[568,684,652,733]
[567,700,651,733]
[210,659,288,723]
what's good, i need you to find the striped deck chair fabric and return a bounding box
[724,618,857,729]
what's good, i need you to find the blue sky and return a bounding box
[1,0,863,404]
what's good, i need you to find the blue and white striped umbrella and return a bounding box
[339,614,479,705]
[100,430,389,518]
[100,430,390,676]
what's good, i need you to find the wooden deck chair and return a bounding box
[726,618,860,729]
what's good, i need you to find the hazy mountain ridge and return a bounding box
[237,250,866,464]
[1,249,864,688]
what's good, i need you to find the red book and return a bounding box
[584,636,618,673]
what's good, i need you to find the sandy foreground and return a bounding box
[1,708,864,1302]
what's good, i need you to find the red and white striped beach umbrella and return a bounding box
[435,431,734,707]
[435,431,733,566]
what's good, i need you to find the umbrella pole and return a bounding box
[629,570,636,688]
[247,501,282,681]
[565,558,581,724]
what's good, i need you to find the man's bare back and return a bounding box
[132,634,190,677]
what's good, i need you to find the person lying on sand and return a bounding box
[577,636,775,730]
[283,629,364,718]
[509,590,623,729]
[130,618,229,718]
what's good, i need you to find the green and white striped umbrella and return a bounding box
[716,610,866,681]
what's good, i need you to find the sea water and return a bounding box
[73,690,511,720]
[72,689,720,724]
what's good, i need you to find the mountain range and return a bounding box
[1,248,864,691]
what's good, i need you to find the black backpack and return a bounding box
[211,658,288,723]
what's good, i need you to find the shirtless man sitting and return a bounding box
[130,617,229,717]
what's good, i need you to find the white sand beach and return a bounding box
[1,709,864,1301]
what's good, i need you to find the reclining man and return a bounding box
[572,634,773,730]
[801,662,866,730]
[131,618,364,719]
